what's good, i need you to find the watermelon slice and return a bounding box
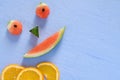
[24,27,65,58]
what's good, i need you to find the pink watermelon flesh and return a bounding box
[24,27,65,58]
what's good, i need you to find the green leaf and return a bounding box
[29,26,39,38]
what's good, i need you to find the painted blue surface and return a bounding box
[0,0,120,80]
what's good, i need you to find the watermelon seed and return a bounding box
[42,8,45,12]
[14,25,17,28]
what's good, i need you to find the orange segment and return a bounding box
[37,62,60,80]
[7,20,22,35]
[1,64,24,80]
[16,67,44,80]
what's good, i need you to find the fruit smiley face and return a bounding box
[2,1,66,80]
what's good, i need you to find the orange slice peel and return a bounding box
[1,64,24,80]
[16,67,44,80]
[37,62,60,80]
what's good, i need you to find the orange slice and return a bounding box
[37,62,60,80]
[1,64,24,80]
[16,67,44,80]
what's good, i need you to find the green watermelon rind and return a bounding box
[29,26,39,38]
[24,27,65,58]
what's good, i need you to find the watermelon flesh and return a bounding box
[24,27,65,58]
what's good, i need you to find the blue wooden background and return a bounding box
[0,0,120,80]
